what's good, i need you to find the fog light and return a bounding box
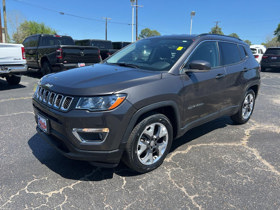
[72,128,109,143]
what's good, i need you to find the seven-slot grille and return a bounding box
[35,86,74,111]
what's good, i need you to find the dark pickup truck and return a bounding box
[75,39,117,60]
[23,34,101,75]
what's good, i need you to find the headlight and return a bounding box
[76,94,126,111]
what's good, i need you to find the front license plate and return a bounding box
[78,63,85,67]
[38,114,48,133]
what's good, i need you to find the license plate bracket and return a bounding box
[37,114,49,134]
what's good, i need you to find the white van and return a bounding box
[250,45,266,63]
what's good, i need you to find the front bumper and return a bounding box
[33,98,136,167]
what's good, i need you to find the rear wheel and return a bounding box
[122,113,173,173]
[231,89,255,124]
[261,67,266,72]
[41,61,52,76]
[6,75,21,85]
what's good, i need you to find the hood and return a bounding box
[40,64,162,95]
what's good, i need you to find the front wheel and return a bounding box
[6,75,21,85]
[122,113,173,173]
[231,89,256,124]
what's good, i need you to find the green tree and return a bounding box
[262,36,280,48]
[138,28,161,39]
[228,33,240,39]
[244,40,252,46]
[12,20,57,43]
[209,26,224,35]
[274,23,280,42]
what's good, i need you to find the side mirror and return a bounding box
[184,60,211,73]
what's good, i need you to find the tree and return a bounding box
[8,10,26,43]
[244,40,252,46]
[209,25,224,35]
[138,28,161,39]
[274,23,280,42]
[12,20,57,43]
[262,36,280,48]
[228,33,240,39]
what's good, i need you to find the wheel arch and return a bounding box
[121,101,180,144]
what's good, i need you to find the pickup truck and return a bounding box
[75,39,117,60]
[0,43,27,85]
[23,34,101,75]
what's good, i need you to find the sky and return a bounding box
[2,0,280,44]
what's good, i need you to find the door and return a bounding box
[180,41,228,128]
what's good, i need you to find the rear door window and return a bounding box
[219,42,241,65]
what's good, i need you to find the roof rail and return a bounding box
[198,33,243,41]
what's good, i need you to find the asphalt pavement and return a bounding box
[0,70,280,209]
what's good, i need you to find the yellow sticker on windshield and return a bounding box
[177,46,183,51]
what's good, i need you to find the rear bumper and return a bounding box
[261,62,280,68]
[0,64,27,74]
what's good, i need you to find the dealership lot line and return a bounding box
[0,72,280,209]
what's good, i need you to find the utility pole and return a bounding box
[136,0,138,41]
[103,17,111,40]
[0,8,2,43]
[3,0,7,42]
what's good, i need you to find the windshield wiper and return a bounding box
[109,62,140,69]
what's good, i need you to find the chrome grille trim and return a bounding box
[34,86,74,111]
[61,96,74,111]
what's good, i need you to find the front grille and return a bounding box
[34,86,74,111]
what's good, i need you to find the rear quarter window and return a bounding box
[219,42,241,65]
[265,48,280,55]
[238,45,247,60]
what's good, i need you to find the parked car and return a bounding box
[75,39,117,60]
[250,45,266,63]
[112,41,131,50]
[23,34,101,75]
[261,47,280,71]
[33,34,260,173]
[0,43,27,85]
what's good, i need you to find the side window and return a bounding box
[238,45,247,60]
[219,42,241,65]
[29,36,39,47]
[187,41,219,68]
[23,38,30,47]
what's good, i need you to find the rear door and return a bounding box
[181,41,228,127]
[218,42,245,107]
[262,48,280,67]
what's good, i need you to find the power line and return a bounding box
[11,0,130,26]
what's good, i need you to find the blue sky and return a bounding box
[3,0,280,44]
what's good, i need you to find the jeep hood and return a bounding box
[40,64,162,95]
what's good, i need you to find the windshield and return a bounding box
[106,38,193,71]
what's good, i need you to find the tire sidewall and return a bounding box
[128,114,173,173]
[42,62,51,75]
[240,89,256,123]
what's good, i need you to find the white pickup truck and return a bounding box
[0,43,27,85]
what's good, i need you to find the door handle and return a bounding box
[243,67,249,72]
[216,73,225,79]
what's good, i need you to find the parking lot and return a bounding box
[0,71,280,209]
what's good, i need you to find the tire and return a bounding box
[231,89,256,124]
[261,67,266,72]
[41,61,52,76]
[6,75,21,85]
[122,113,173,173]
